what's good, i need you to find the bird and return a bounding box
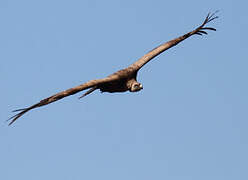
[8,12,218,125]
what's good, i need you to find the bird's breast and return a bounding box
[99,80,129,93]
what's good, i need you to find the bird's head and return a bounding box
[130,82,143,92]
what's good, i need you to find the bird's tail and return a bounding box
[78,86,98,99]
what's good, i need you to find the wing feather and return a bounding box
[8,75,120,125]
[129,12,218,71]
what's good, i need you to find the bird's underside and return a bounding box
[8,12,218,125]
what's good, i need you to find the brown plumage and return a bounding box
[8,12,218,125]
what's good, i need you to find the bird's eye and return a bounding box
[134,84,140,88]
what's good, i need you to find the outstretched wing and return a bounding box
[8,74,121,125]
[129,12,218,71]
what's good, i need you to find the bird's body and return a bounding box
[99,79,131,93]
[99,69,138,93]
[8,12,218,125]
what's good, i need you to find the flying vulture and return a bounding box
[8,12,218,125]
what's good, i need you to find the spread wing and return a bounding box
[129,12,218,71]
[8,74,121,125]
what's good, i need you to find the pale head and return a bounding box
[130,82,143,92]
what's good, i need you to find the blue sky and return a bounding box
[1,0,247,179]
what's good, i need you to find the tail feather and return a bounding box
[78,86,97,99]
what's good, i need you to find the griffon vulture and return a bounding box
[8,12,218,125]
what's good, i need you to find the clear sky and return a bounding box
[1,0,247,179]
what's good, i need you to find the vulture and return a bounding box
[8,12,218,125]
